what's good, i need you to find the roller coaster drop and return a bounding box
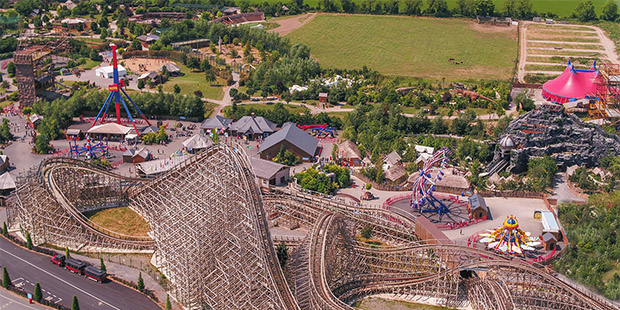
[6,144,618,310]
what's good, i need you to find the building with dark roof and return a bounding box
[468,193,488,219]
[249,157,290,191]
[229,114,276,139]
[258,123,318,162]
[122,148,151,164]
[201,115,233,133]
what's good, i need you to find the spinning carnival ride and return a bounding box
[479,215,540,255]
[90,44,151,136]
[69,136,109,160]
[410,148,451,220]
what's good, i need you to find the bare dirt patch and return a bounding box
[122,57,171,73]
[470,22,515,34]
[268,13,317,36]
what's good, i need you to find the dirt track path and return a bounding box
[267,13,317,36]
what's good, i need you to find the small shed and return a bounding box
[249,157,290,191]
[0,155,9,173]
[338,140,362,166]
[66,128,81,139]
[541,232,557,251]
[540,211,562,241]
[318,92,328,103]
[29,114,44,126]
[384,164,406,184]
[0,172,16,194]
[122,148,150,163]
[467,193,488,219]
[383,150,402,169]
[158,63,181,75]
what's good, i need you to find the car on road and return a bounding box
[51,254,66,267]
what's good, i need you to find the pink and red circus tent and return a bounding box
[542,60,600,104]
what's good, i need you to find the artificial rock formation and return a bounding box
[489,107,620,174]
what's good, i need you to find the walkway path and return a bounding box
[0,288,49,310]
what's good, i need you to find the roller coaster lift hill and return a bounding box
[90,44,151,136]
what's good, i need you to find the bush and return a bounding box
[365,183,372,190]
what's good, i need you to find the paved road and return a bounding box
[0,288,49,310]
[0,237,159,310]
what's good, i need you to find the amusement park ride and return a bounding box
[479,215,541,255]
[297,123,336,137]
[71,44,152,160]
[69,136,109,160]
[410,148,451,220]
[91,44,151,135]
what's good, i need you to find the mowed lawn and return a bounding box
[255,0,618,17]
[287,15,517,80]
[84,207,151,237]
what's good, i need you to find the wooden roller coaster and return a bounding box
[6,144,619,310]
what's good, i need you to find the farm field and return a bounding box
[253,0,618,17]
[520,22,616,83]
[287,15,517,81]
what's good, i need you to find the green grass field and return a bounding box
[248,0,619,17]
[84,207,151,237]
[161,64,225,100]
[287,15,517,81]
[235,102,309,114]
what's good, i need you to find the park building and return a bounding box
[95,65,127,79]
[201,115,233,133]
[467,193,489,219]
[229,114,277,139]
[337,140,363,166]
[249,157,290,191]
[258,123,318,162]
[182,135,214,154]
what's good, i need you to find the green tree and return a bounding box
[2,267,10,289]
[574,1,598,22]
[173,84,181,94]
[26,231,32,249]
[426,0,451,17]
[137,79,145,90]
[100,28,108,40]
[200,59,211,72]
[34,282,42,302]
[361,224,373,239]
[2,221,7,236]
[90,21,99,33]
[99,258,106,272]
[0,118,13,142]
[137,272,144,291]
[601,0,619,21]
[403,0,424,15]
[72,296,80,310]
[205,69,216,83]
[187,57,200,70]
[166,295,171,310]
[276,242,288,269]
[65,247,70,259]
[34,134,52,154]
[131,39,142,51]
[7,62,15,78]
[457,0,476,16]
[526,156,558,192]
[475,0,495,16]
